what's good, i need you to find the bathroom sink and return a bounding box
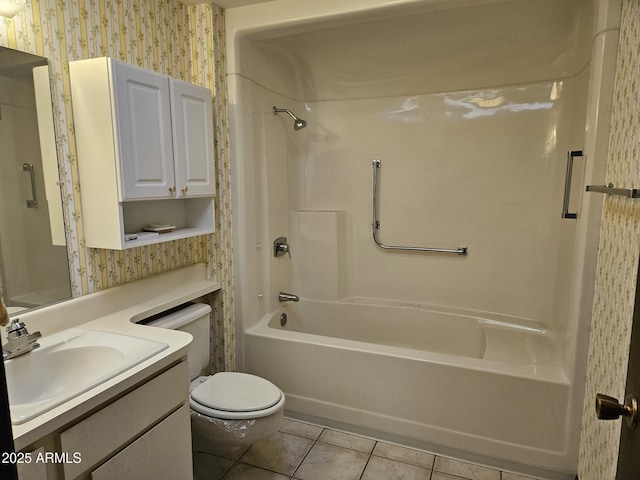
[4,328,168,424]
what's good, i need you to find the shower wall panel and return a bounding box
[232,0,596,338]
[296,74,589,331]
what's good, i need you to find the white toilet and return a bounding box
[145,303,285,455]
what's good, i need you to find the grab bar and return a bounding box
[561,150,583,219]
[371,160,467,255]
[586,183,640,199]
[22,163,38,208]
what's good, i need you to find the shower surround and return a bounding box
[226,0,619,477]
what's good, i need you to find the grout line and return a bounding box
[356,440,377,480]
[289,426,326,479]
[217,450,241,480]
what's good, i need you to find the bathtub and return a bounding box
[245,298,571,472]
[227,0,618,477]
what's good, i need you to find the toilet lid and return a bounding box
[191,372,282,412]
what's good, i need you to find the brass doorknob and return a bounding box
[596,393,638,429]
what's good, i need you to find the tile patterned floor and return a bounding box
[193,418,547,480]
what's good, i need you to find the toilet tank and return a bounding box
[144,303,212,380]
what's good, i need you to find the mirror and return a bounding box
[0,47,71,315]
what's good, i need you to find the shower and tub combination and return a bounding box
[226,0,619,477]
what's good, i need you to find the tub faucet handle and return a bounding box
[274,237,291,259]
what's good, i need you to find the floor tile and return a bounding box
[502,472,540,480]
[241,431,314,476]
[193,452,234,480]
[361,455,432,480]
[280,419,324,440]
[294,442,369,480]
[372,442,435,469]
[318,429,376,453]
[432,472,472,480]
[223,463,290,480]
[434,456,500,480]
[207,445,249,461]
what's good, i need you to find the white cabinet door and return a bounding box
[113,61,175,200]
[90,405,193,480]
[171,79,216,197]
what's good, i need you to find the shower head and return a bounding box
[273,106,307,131]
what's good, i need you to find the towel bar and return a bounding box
[586,183,640,199]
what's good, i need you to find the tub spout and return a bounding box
[279,292,300,302]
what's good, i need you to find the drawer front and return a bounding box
[17,447,48,480]
[60,361,188,478]
[90,404,192,480]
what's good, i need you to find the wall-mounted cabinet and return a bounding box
[69,57,215,250]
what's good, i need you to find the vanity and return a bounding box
[4,264,219,480]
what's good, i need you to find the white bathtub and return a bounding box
[228,0,618,477]
[245,299,572,474]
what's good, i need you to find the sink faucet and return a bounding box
[278,292,300,303]
[2,319,41,360]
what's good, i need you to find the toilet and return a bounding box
[144,302,285,455]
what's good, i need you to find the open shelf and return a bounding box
[123,226,213,248]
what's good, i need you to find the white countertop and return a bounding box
[8,263,220,451]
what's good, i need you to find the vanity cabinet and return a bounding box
[18,361,192,480]
[69,57,215,249]
[89,405,190,479]
[17,447,50,480]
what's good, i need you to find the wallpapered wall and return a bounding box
[0,0,234,371]
[578,1,640,478]
[2,0,639,475]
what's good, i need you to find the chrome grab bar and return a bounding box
[561,150,583,219]
[371,160,467,255]
[22,163,38,208]
[586,183,640,199]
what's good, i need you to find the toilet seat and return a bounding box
[190,372,285,420]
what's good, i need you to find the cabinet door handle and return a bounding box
[169,186,176,195]
[181,186,189,194]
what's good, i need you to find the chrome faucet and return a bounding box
[2,318,41,360]
[278,292,300,303]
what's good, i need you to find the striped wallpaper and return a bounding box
[578,1,640,478]
[0,0,234,371]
